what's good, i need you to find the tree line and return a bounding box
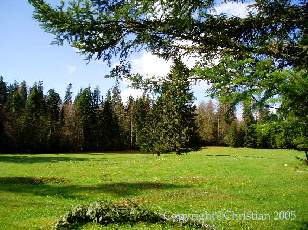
[1,72,304,155]
[196,98,305,150]
[0,61,201,154]
[26,0,307,156]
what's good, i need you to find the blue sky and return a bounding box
[0,0,249,104]
[0,1,118,99]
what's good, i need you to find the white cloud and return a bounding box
[121,87,143,103]
[65,64,77,75]
[131,51,203,76]
[131,52,172,77]
[212,2,251,18]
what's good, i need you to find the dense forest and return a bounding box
[0,61,198,154]
[1,68,304,154]
[22,0,307,156]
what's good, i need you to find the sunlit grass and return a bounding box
[0,147,307,229]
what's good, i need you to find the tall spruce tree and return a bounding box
[6,81,28,151]
[225,120,239,147]
[141,59,199,155]
[216,100,236,145]
[101,90,121,150]
[111,84,127,148]
[23,82,47,152]
[134,95,152,150]
[196,100,217,146]
[125,96,136,148]
[242,100,257,148]
[73,87,97,151]
[0,77,9,151]
[45,89,61,151]
[60,83,75,151]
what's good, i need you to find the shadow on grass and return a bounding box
[0,180,191,198]
[299,221,308,230]
[0,176,68,185]
[0,155,90,164]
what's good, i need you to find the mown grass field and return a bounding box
[0,147,307,229]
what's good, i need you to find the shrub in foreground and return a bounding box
[54,200,213,229]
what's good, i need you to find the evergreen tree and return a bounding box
[216,100,236,145]
[6,81,28,151]
[196,100,217,146]
[92,86,102,150]
[255,106,272,148]
[60,84,75,151]
[134,95,152,150]
[141,59,200,155]
[225,120,239,147]
[29,0,305,68]
[111,84,127,148]
[0,77,9,151]
[23,82,47,152]
[101,90,120,150]
[45,89,61,151]
[125,96,136,148]
[242,100,257,148]
[64,83,73,105]
[73,87,96,151]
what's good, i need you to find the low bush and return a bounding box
[54,200,213,229]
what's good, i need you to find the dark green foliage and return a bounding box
[196,54,308,151]
[0,76,9,152]
[0,78,135,153]
[101,90,121,150]
[111,84,127,148]
[217,100,236,146]
[225,120,239,148]
[26,0,307,154]
[134,95,151,149]
[73,87,97,151]
[63,83,73,105]
[0,72,304,153]
[54,200,212,230]
[45,89,62,151]
[22,82,48,152]
[242,100,257,148]
[196,101,217,146]
[138,60,200,155]
[28,0,306,69]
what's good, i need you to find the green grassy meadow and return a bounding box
[0,147,307,229]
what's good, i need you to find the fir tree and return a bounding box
[141,59,200,155]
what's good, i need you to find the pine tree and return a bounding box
[45,89,61,151]
[242,100,257,148]
[125,96,136,148]
[101,90,120,150]
[0,76,9,151]
[196,100,218,146]
[64,83,73,105]
[6,81,28,151]
[111,84,126,148]
[216,100,236,145]
[73,87,96,151]
[23,82,47,152]
[225,120,239,147]
[60,83,75,151]
[134,95,152,150]
[92,87,102,150]
[141,59,200,155]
